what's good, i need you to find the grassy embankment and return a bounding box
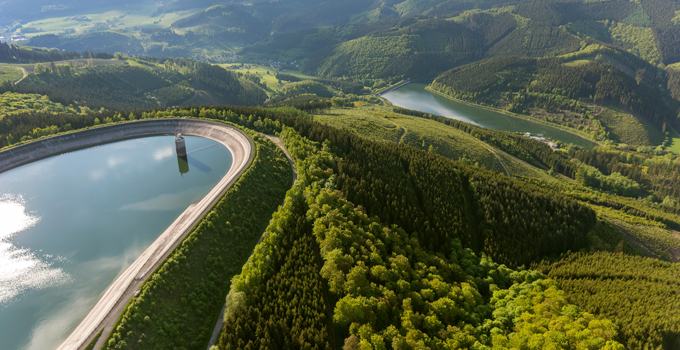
[83,329,103,350]
[100,124,293,350]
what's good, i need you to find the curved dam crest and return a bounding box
[0,119,254,350]
[0,119,252,175]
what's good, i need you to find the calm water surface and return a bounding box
[383,83,597,149]
[0,135,232,350]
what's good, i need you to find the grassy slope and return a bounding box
[608,218,680,262]
[102,128,293,350]
[495,148,557,182]
[597,106,665,146]
[220,64,316,93]
[0,66,23,84]
[668,127,680,153]
[313,105,557,179]
[221,64,279,93]
[313,106,404,143]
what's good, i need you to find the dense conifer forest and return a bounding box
[538,252,680,349]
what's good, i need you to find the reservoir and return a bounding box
[0,135,233,350]
[382,83,598,149]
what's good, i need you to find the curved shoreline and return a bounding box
[422,85,602,147]
[0,119,254,350]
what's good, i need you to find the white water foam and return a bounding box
[0,194,70,305]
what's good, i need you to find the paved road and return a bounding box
[46,121,254,350]
[205,134,297,350]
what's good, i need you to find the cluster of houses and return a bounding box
[67,16,90,21]
[207,55,308,69]
[524,132,559,150]
[267,58,307,70]
[212,52,238,60]
[0,35,27,42]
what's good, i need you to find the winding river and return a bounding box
[0,135,232,350]
[382,83,598,149]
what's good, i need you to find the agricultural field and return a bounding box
[220,64,316,92]
[17,2,195,37]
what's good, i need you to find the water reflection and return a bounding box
[0,194,70,305]
[177,156,189,176]
[176,153,213,176]
[383,83,597,149]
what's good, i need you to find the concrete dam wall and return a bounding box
[0,118,251,175]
